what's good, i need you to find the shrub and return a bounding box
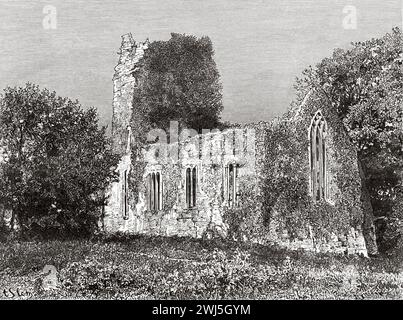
[1,237,401,300]
[0,83,120,238]
[60,258,135,297]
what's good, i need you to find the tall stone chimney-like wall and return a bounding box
[111,33,149,154]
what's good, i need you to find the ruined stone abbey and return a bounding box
[103,33,373,256]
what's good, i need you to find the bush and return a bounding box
[60,258,135,297]
[0,220,10,242]
[376,194,403,256]
[1,236,401,300]
[0,83,120,238]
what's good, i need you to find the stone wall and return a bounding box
[104,128,257,239]
[104,122,367,256]
[254,90,368,256]
[104,33,368,256]
[111,33,149,155]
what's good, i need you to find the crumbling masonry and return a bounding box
[104,33,369,256]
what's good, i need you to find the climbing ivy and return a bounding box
[260,90,364,241]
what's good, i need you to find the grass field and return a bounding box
[0,234,402,300]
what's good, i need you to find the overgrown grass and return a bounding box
[0,234,401,300]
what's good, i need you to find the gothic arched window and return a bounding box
[185,166,197,208]
[309,111,328,201]
[192,167,197,207]
[147,171,163,211]
[122,170,129,219]
[225,163,239,207]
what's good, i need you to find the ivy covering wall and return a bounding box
[127,33,223,209]
[223,90,365,248]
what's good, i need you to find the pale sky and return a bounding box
[0,0,401,128]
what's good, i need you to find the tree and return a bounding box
[0,83,120,238]
[132,33,224,135]
[127,34,224,206]
[294,27,403,254]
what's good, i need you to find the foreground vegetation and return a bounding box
[0,235,401,300]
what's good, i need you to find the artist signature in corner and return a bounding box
[2,287,33,299]
[2,264,58,299]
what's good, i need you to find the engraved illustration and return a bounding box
[0,0,401,301]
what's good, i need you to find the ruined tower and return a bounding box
[111,33,149,154]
